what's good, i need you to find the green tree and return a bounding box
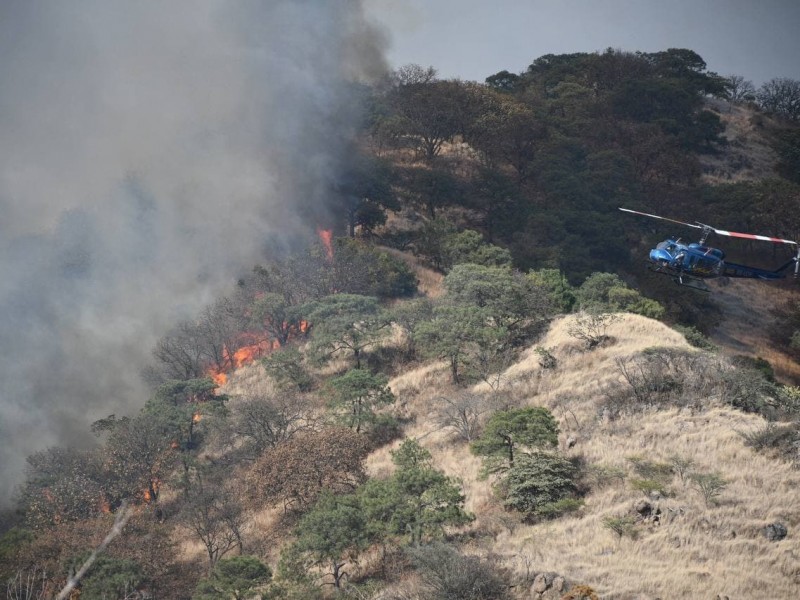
[415,303,503,384]
[331,238,418,298]
[389,79,474,162]
[442,230,513,270]
[503,452,579,518]
[68,555,143,600]
[443,263,551,341]
[303,294,390,368]
[528,269,576,313]
[193,556,272,600]
[144,378,227,453]
[414,218,457,270]
[690,472,728,507]
[470,407,559,474]
[396,165,462,219]
[576,272,663,318]
[261,347,313,392]
[328,369,396,433]
[293,493,368,589]
[468,93,545,184]
[360,439,472,545]
[602,516,639,543]
[389,297,434,359]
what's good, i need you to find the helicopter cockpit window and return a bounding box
[656,241,677,257]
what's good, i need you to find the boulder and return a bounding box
[764,522,788,541]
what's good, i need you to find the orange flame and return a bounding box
[204,322,311,385]
[143,479,161,503]
[317,227,333,260]
[208,368,227,386]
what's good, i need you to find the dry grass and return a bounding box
[376,314,800,599]
[382,246,444,298]
[700,100,779,184]
[198,312,800,598]
[708,278,800,383]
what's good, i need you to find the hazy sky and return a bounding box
[366,0,800,85]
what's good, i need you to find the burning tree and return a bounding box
[97,413,175,506]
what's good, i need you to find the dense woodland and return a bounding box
[3,48,800,599]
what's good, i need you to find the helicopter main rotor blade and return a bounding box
[708,227,798,246]
[618,208,702,230]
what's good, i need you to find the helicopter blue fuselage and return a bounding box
[648,238,791,280]
[649,239,725,277]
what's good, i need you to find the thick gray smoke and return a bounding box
[0,1,387,505]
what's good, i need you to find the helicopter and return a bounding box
[619,207,800,290]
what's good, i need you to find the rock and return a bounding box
[552,576,566,592]
[532,573,548,593]
[764,522,788,541]
[634,500,652,517]
[566,436,577,448]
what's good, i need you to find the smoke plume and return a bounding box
[0,1,387,505]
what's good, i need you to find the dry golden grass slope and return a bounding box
[708,278,800,383]
[700,99,780,184]
[371,314,800,600]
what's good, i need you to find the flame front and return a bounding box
[204,323,309,385]
[317,227,333,260]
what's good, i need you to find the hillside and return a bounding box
[383,314,800,599]
[213,312,800,599]
[5,46,800,600]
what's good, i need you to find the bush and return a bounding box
[673,324,718,351]
[503,453,579,519]
[408,542,511,600]
[741,422,800,463]
[602,516,639,542]
[690,472,727,507]
[567,312,620,349]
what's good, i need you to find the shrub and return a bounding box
[561,585,600,600]
[673,324,718,351]
[503,453,579,519]
[567,312,620,349]
[534,346,558,369]
[690,472,728,507]
[741,422,800,463]
[408,543,511,600]
[602,516,639,542]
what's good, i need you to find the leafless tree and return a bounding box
[758,77,800,121]
[226,391,313,459]
[6,567,48,600]
[434,392,488,442]
[182,468,246,571]
[726,75,756,102]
